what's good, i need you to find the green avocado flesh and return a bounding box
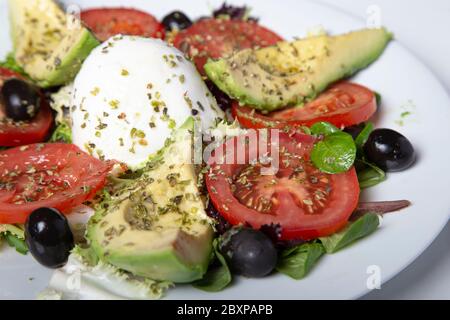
[8,0,99,87]
[204,28,392,112]
[87,119,214,283]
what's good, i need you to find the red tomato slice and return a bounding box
[173,18,283,74]
[232,82,377,129]
[0,68,54,147]
[0,143,113,224]
[205,130,359,240]
[81,8,165,42]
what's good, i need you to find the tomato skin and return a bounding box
[81,8,165,42]
[232,82,377,129]
[0,103,54,147]
[0,68,54,147]
[0,143,113,224]
[0,68,20,81]
[173,18,283,74]
[279,168,359,240]
[205,131,360,240]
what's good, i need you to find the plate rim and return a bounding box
[0,0,449,300]
[308,0,450,299]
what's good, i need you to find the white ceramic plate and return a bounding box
[0,0,449,300]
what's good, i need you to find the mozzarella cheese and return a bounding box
[71,36,224,169]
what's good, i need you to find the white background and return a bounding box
[314,0,450,300]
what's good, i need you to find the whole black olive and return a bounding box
[1,78,41,121]
[364,128,415,172]
[0,78,41,121]
[220,228,277,278]
[162,11,192,32]
[25,207,74,269]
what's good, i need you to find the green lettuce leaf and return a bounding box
[276,242,325,280]
[49,121,72,143]
[0,224,25,238]
[193,239,232,292]
[319,213,380,253]
[71,245,99,266]
[354,122,374,152]
[356,159,386,189]
[0,224,28,255]
[0,53,26,76]
[4,233,28,255]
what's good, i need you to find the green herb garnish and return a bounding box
[311,131,356,174]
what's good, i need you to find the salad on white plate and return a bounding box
[0,0,416,299]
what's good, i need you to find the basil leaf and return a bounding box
[310,122,339,136]
[354,122,373,151]
[356,159,386,189]
[0,53,26,76]
[319,213,380,253]
[311,131,356,174]
[50,122,72,143]
[193,239,232,292]
[5,233,28,255]
[277,243,325,280]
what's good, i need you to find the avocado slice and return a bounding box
[8,0,99,87]
[87,118,214,283]
[205,28,392,112]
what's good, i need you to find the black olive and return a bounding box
[364,128,415,172]
[1,78,41,121]
[205,80,232,111]
[220,228,277,278]
[162,11,192,32]
[25,207,74,269]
